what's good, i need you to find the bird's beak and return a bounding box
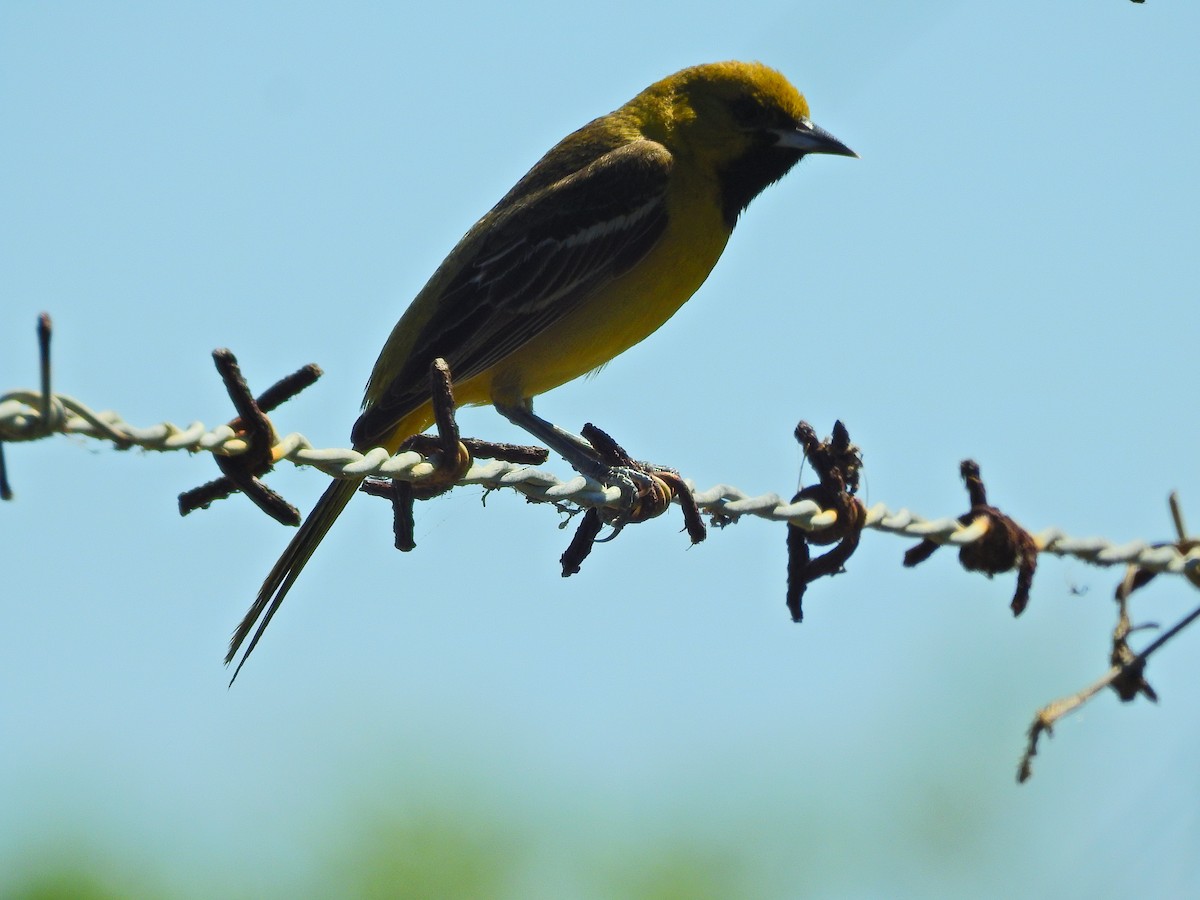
[776,118,858,159]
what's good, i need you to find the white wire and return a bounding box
[4,389,1198,582]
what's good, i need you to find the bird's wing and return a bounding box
[352,139,673,447]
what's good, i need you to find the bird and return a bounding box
[226,60,856,682]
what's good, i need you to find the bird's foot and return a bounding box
[554,424,706,577]
[574,423,685,528]
[491,401,706,573]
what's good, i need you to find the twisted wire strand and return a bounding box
[4,389,1199,581]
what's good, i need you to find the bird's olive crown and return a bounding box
[667,62,811,141]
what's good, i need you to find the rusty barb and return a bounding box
[903,459,1039,616]
[178,350,322,525]
[359,359,548,551]
[785,420,867,622]
[1018,491,1200,783]
[0,313,55,500]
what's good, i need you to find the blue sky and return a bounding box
[3,2,1198,897]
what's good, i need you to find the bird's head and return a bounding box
[635,61,856,224]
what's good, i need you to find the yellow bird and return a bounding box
[227,60,855,681]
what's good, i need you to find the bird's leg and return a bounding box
[493,399,657,507]
[494,400,602,469]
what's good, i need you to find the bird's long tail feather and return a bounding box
[226,476,361,684]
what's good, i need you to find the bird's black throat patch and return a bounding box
[717,144,804,227]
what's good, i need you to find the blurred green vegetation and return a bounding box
[2,816,750,900]
[321,811,518,899]
[2,855,162,900]
[3,723,1014,900]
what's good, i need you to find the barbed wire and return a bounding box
[4,316,1200,784]
[3,386,1199,581]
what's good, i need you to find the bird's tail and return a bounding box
[225,475,360,684]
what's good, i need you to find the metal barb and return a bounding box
[785,420,867,622]
[362,358,547,551]
[0,314,55,500]
[903,458,1038,617]
[1017,491,1200,783]
[36,314,52,430]
[177,349,323,525]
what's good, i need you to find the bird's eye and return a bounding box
[730,95,763,129]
